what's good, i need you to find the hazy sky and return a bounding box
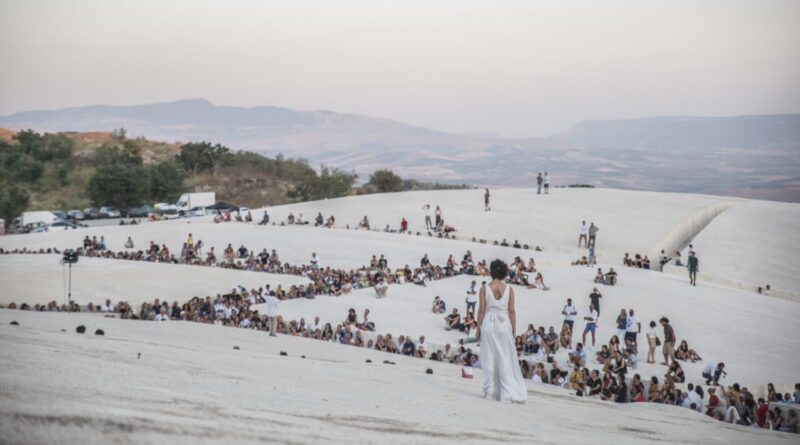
[1,0,799,137]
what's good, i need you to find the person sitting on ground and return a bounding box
[569,342,588,367]
[648,376,662,403]
[560,324,573,350]
[594,268,605,284]
[432,296,446,314]
[359,215,370,229]
[666,361,686,383]
[676,340,702,362]
[444,308,460,330]
[605,268,618,286]
[124,237,134,249]
[595,344,612,365]
[374,277,388,298]
[462,311,478,337]
[545,326,559,355]
[533,273,549,290]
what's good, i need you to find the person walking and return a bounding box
[687,251,699,286]
[265,292,280,336]
[537,173,543,195]
[466,280,478,314]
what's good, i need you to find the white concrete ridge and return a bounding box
[1,310,797,445]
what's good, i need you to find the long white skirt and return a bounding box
[480,311,527,403]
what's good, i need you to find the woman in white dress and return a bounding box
[476,260,527,403]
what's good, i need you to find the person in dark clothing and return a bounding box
[536,173,543,194]
[687,251,699,286]
[589,288,602,317]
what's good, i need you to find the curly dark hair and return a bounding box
[489,259,508,280]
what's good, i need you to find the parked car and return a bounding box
[184,206,207,218]
[48,220,78,230]
[67,210,85,220]
[127,205,161,218]
[83,208,101,219]
[51,210,67,220]
[99,207,121,218]
[161,206,180,219]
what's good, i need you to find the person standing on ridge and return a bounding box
[687,251,699,286]
[484,188,491,211]
[543,172,551,194]
[537,173,543,195]
[588,223,599,248]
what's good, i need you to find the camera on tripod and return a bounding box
[62,249,79,264]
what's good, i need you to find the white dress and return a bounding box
[480,284,527,403]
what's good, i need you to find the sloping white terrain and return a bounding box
[672,199,800,295]
[1,187,799,443]
[0,255,309,307]
[1,310,797,445]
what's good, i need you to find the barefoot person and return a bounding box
[476,260,527,403]
[484,188,491,211]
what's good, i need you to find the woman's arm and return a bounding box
[509,287,517,337]
[476,286,487,340]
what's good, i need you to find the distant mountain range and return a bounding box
[2,99,799,201]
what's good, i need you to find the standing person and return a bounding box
[435,205,442,228]
[476,260,527,403]
[615,309,628,340]
[543,172,551,194]
[625,308,641,348]
[561,298,578,333]
[536,173,543,195]
[466,280,478,314]
[582,303,598,348]
[484,188,491,211]
[265,292,280,337]
[687,251,699,286]
[187,233,194,250]
[423,204,432,229]
[645,321,658,364]
[660,317,676,365]
[588,287,602,318]
[578,221,588,247]
[588,223,599,248]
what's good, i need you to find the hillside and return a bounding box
[0,128,349,222]
[2,100,799,201]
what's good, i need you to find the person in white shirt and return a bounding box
[687,385,704,412]
[465,281,478,314]
[543,172,551,194]
[422,204,432,229]
[625,308,641,349]
[374,277,388,298]
[578,221,588,247]
[561,298,578,332]
[307,316,321,332]
[264,293,280,336]
[310,252,320,270]
[100,299,113,312]
[582,304,598,348]
[645,321,659,364]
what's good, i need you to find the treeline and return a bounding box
[0,129,471,224]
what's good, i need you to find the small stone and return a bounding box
[366,359,372,363]
[279,351,288,356]
[9,321,18,326]
[233,346,240,350]
[76,325,86,334]
[94,329,104,336]
[426,368,433,375]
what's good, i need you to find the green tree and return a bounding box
[147,159,184,202]
[288,167,356,201]
[178,142,231,174]
[367,169,403,193]
[87,164,148,209]
[0,184,30,224]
